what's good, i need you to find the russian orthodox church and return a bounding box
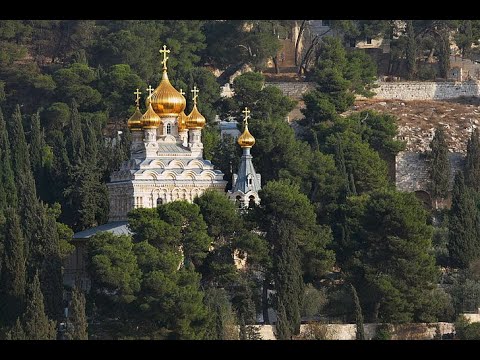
[108,46,227,221]
[66,46,261,288]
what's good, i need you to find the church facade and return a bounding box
[108,46,227,221]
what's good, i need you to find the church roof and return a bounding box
[232,152,261,195]
[73,221,130,239]
[157,143,191,154]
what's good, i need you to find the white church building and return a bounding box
[65,46,261,288]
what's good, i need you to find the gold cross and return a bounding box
[146,85,154,97]
[242,107,251,125]
[134,88,142,108]
[179,89,185,96]
[159,45,171,70]
[191,85,199,105]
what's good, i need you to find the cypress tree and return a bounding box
[66,286,88,340]
[260,181,312,340]
[7,105,39,259]
[448,172,480,268]
[36,203,64,320]
[438,31,451,79]
[429,126,451,201]
[351,284,365,340]
[273,222,304,340]
[0,207,26,325]
[0,107,17,214]
[405,20,417,80]
[29,111,45,176]
[22,272,57,340]
[7,317,26,340]
[464,128,480,192]
[67,99,85,165]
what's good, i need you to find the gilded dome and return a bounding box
[238,123,255,148]
[186,104,206,129]
[127,108,143,131]
[141,103,161,129]
[178,110,188,132]
[150,71,186,118]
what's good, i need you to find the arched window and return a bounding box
[248,175,253,186]
[166,123,172,134]
[157,197,163,207]
[248,195,256,209]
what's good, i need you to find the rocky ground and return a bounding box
[345,97,480,153]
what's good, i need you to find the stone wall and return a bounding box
[373,81,480,100]
[265,82,316,99]
[265,80,480,101]
[250,322,455,340]
[395,151,464,193]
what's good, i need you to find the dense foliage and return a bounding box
[1,20,479,340]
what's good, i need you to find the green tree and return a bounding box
[259,180,334,338]
[405,20,417,80]
[345,190,440,323]
[429,126,451,201]
[204,287,238,340]
[351,284,365,340]
[66,286,88,340]
[448,172,480,268]
[88,232,141,305]
[7,318,25,340]
[22,272,57,340]
[7,105,39,251]
[66,99,85,164]
[464,128,480,192]
[0,107,17,214]
[0,207,26,325]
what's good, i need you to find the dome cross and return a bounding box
[242,107,251,126]
[134,88,142,108]
[160,45,171,71]
[191,86,199,105]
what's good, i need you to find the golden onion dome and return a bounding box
[150,71,186,117]
[238,123,255,148]
[127,108,143,131]
[186,104,206,129]
[141,103,161,129]
[178,110,188,132]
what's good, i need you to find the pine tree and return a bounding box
[351,284,365,340]
[448,172,480,268]
[0,207,26,324]
[0,107,17,215]
[22,272,57,340]
[66,286,88,340]
[405,20,417,80]
[464,128,480,192]
[429,126,451,201]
